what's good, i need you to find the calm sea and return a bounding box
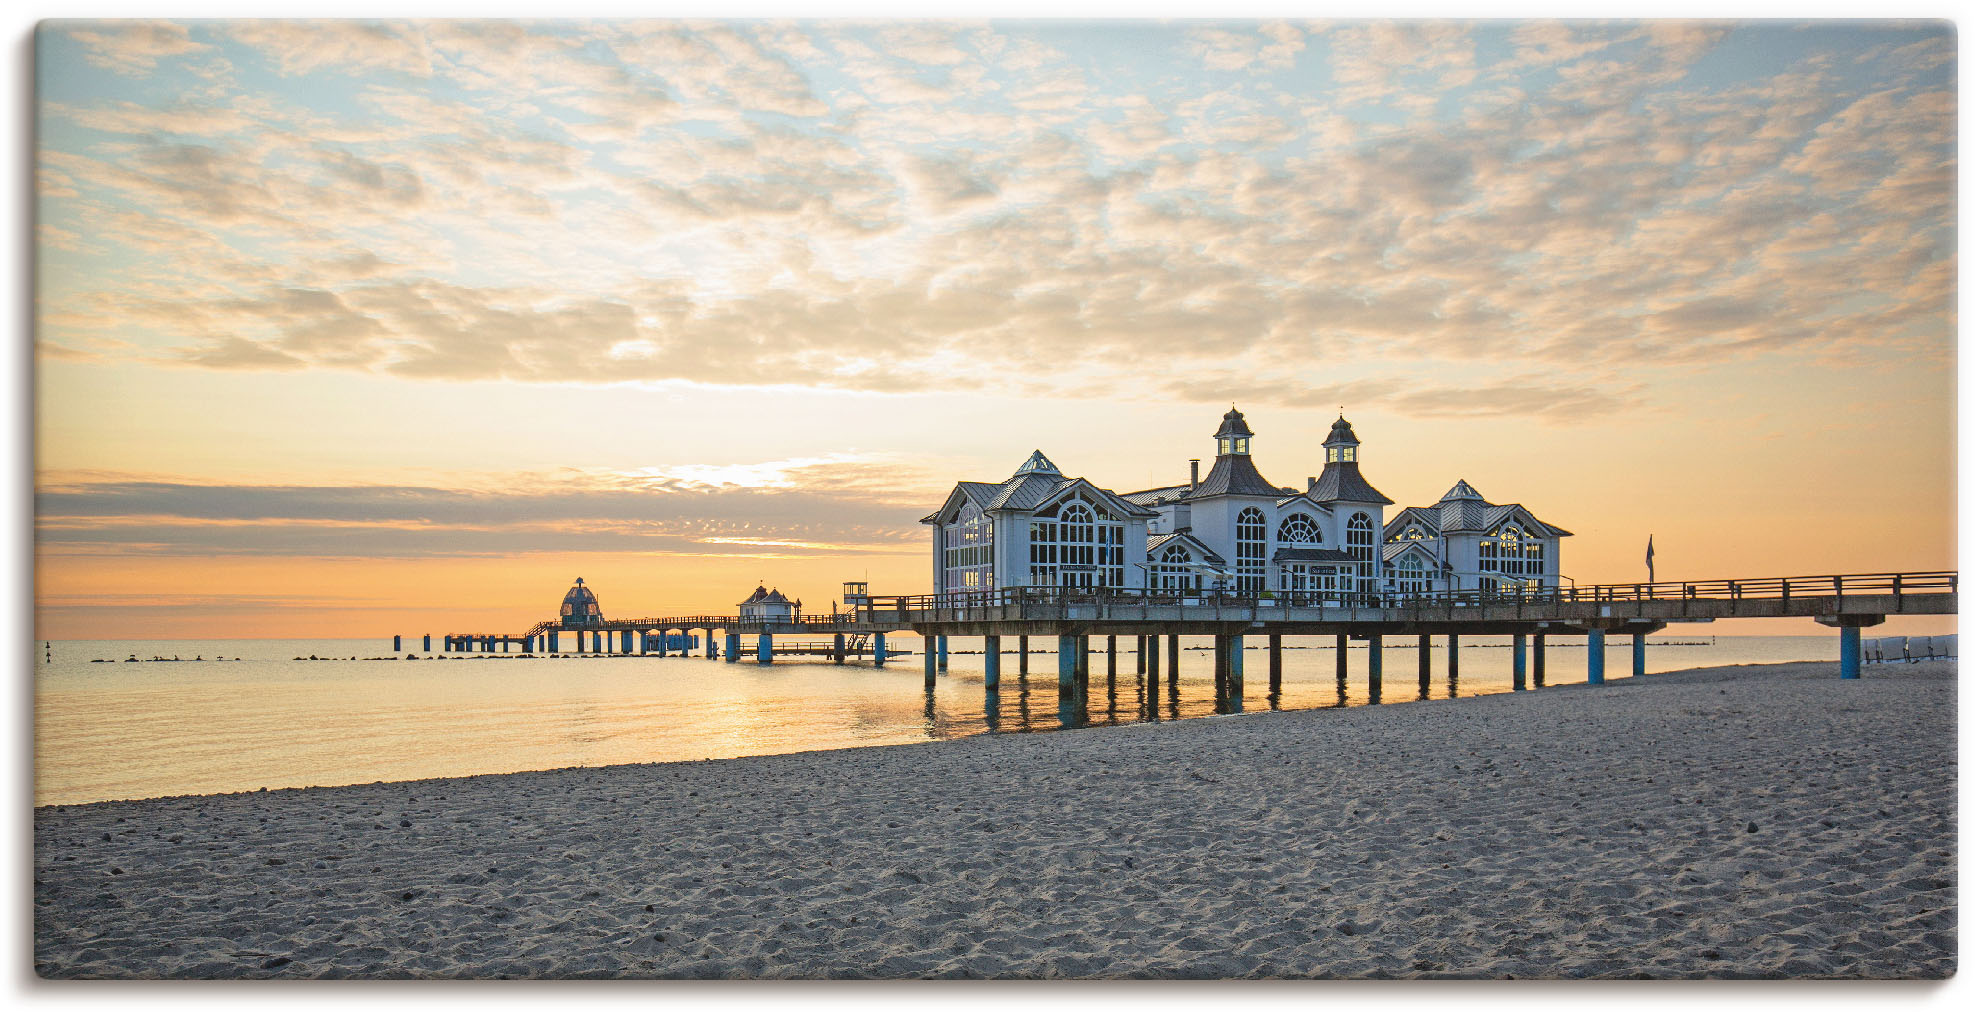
[36,634,1853,806]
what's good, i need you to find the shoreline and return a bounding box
[37,654,1889,811]
[34,659,1956,978]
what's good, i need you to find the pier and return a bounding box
[403,571,1953,713]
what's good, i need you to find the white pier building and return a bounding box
[923,408,1570,599]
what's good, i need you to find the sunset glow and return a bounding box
[34,18,1955,638]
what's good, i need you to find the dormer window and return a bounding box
[1327,446,1355,463]
[1219,436,1250,455]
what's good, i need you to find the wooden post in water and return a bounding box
[1075,635,1090,695]
[1136,636,1147,675]
[1167,635,1180,688]
[1367,634,1383,699]
[1107,635,1117,681]
[1533,634,1547,685]
[1226,633,1244,708]
[1268,634,1283,696]
[833,632,845,664]
[983,635,1001,689]
[1335,633,1348,686]
[924,639,938,687]
[1447,634,1459,682]
[1058,635,1079,699]
[937,635,949,672]
[1512,633,1527,690]
[1417,634,1433,697]
[1018,635,1029,675]
[1213,633,1229,699]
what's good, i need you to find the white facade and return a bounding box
[922,409,1570,597]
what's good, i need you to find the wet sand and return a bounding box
[33,659,1956,978]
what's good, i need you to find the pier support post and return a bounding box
[1417,634,1433,698]
[1058,635,1080,699]
[1533,635,1547,685]
[1368,634,1383,698]
[1226,633,1244,706]
[1148,635,1161,682]
[1213,633,1229,698]
[757,632,773,665]
[1586,629,1605,684]
[924,641,938,687]
[874,632,887,666]
[1136,636,1147,675]
[393,635,402,652]
[1632,632,1646,678]
[549,631,560,654]
[724,632,740,663]
[1107,635,1117,681]
[707,632,717,659]
[984,635,1001,689]
[937,635,949,672]
[1512,633,1527,690]
[1335,633,1348,685]
[1447,634,1459,682]
[1268,634,1282,696]
[1075,635,1090,694]
[423,634,432,652]
[1018,635,1029,675]
[834,633,846,665]
[1841,626,1862,680]
[1168,635,1180,688]
[622,630,633,654]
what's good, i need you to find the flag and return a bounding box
[1646,536,1656,583]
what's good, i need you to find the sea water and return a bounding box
[36,634,1855,806]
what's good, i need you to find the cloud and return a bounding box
[57,21,212,76]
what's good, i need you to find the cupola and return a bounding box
[1323,414,1360,464]
[1214,406,1254,456]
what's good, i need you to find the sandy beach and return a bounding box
[33,659,1956,979]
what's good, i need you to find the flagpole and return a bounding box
[1646,535,1655,586]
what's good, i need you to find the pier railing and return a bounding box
[846,570,1958,619]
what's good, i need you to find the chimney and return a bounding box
[1189,459,1201,488]
[1306,475,1316,489]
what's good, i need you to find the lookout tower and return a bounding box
[560,577,604,629]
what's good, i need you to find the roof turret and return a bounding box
[1324,414,1360,446]
[1440,479,1485,502]
[1013,449,1061,477]
[1214,406,1254,440]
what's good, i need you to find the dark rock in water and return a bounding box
[399,819,412,828]
[261,956,292,969]
[1746,821,1759,833]
[100,833,110,842]
[110,868,122,875]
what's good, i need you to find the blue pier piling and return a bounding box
[937,635,949,672]
[1058,635,1079,698]
[984,635,1001,689]
[707,634,717,659]
[757,632,772,665]
[423,634,431,652]
[592,632,602,653]
[1632,633,1646,678]
[924,643,937,687]
[833,633,846,664]
[1368,634,1383,683]
[724,632,740,663]
[393,635,402,652]
[622,630,634,654]
[1512,633,1527,690]
[1226,633,1245,709]
[1587,630,1605,683]
[1841,626,1862,680]
[873,632,887,666]
[549,631,560,654]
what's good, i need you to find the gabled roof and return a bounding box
[985,472,1069,512]
[1183,453,1296,500]
[1481,503,1574,537]
[1148,531,1227,565]
[1308,461,1393,505]
[1276,491,1335,513]
[1031,476,1158,519]
[1440,479,1485,502]
[1121,483,1192,508]
[1013,449,1061,476]
[1383,540,1440,563]
[738,585,793,607]
[1383,505,1441,537]
[1214,407,1254,439]
[920,480,1002,524]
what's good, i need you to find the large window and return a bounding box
[1236,507,1266,592]
[1479,524,1543,588]
[1387,524,1428,543]
[1394,555,1429,596]
[1278,513,1320,544]
[1155,544,1201,591]
[1347,513,1376,596]
[1029,499,1126,588]
[943,505,994,591]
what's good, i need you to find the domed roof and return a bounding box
[562,577,599,608]
[1214,406,1254,439]
[1324,414,1360,445]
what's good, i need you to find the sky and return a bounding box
[30,16,1957,639]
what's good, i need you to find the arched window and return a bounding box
[1236,507,1266,592]
[1347,513,1375,596]
[1479,524,1542,588]
[1028,498,1125,589]
[1157,544,1199,591]
[1395,554,1428,596]
[1278,513,1320,544]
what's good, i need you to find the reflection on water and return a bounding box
[38,634,1848,805]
